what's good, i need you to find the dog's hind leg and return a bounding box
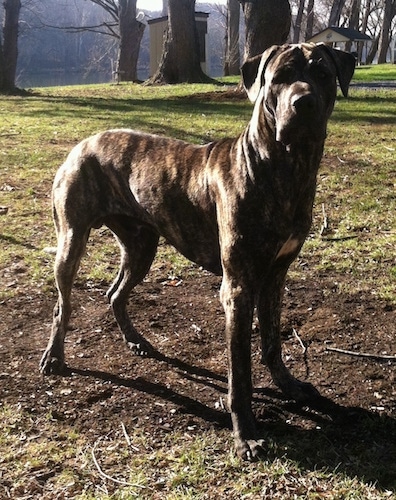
[105,216,159,356]
[40,224,90,375]
[258,268,321,403]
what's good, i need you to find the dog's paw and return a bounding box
[236,438,268,462]
[40,352,66,375]
[126,340,154,357]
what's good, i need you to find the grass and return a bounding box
[1,404,392,499]
[353,63,396,82]
[293,86,396,302]
[1,79,394,304]
[0,67,395,498]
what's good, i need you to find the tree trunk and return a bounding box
[149,0,211,83]
[377,0,395,63]
[293,0,305,44]
[346,0,360,53]
[116,0,145,82]
[1,0,21,92]
[224,0,240,75]
[366,35,379,64]
[305,0,315,40]
[358,0,371,63]
[328,0,347,26]
[241,0,291,61]
[0,38,5,91]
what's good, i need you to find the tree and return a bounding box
[52,0,144,82]
[272,0,395,64]
[149,0,211,84]
[224,0,240,75]
[241,0,291,60]
[293,0,306,43]
[328,0,347,26]
[0,0,21,93]
[377,0,395,63]
[0,36,4,90]
[162,0,169,16]
[345,0,360,52]
[305,0,315,40]
[290,0,317,43]
[358,0,373,62]
[115,0,145,81]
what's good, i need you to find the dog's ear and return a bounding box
[241,46,279,102]
[319,44,356,97]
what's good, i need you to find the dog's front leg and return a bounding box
[220,276,266,461]
[258,268,320,403]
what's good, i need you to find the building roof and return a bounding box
[147,11,209,25]
[307,27,372,44]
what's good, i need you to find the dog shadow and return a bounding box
[253,388,396,491]
[69,356,230,430]
[67,350,396,493]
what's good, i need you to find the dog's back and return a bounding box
[53,129,240,273]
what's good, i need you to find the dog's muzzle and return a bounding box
[271,84,326,146]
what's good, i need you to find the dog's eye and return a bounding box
[310,63,329,80]
[316,68,328,79]
[272,66,295,84]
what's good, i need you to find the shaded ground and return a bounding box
[1,246,395,491]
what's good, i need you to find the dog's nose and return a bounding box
[292,94,315,114]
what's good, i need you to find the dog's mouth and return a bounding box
[265,86,328,148]
[275,119,327,147]
[273,97,328,147]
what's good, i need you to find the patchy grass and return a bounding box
[291,89,396,302]
[353,63,396,82]
[0,82,250,300]
[0,79,395,498]
[1,83,394,303]
[1,404,392,499]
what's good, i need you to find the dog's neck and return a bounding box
[238,101,326,222]
[244,105,325,175]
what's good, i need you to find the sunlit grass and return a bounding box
[1,83,395,304]
[0,403,391,499]
[353,63,396,81]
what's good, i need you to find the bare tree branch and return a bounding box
[89,0,119,22]
[39,21,119,38]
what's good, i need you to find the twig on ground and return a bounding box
[293,328,306,354]
[120,422,131,446]
[322,235,359,242]
[293,328,310,378]
[319,203,359,241]
[320,203,328,236]
[0,132,20,137]
[91,437,148,490]
[325,347,396,361]
[120,422,140,452]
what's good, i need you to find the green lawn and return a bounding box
[353,63,396,81]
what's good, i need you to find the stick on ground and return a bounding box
[325,346,396,361]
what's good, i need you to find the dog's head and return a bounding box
[242,43,356,147]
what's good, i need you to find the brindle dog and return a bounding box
[40,43,355,460]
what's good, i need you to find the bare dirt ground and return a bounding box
[1,246,395,490]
